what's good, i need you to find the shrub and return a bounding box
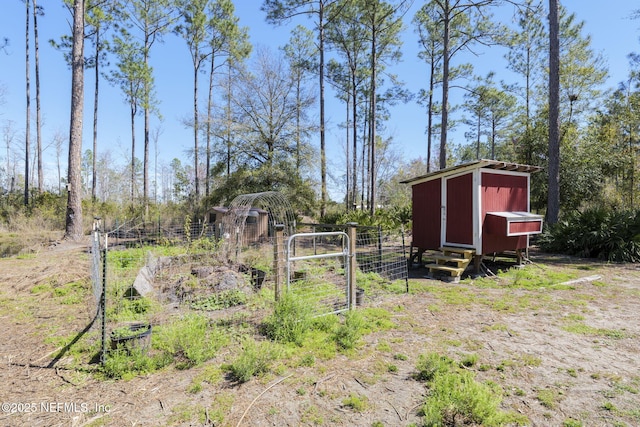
[415,352,527,426]
[334,310,365,351]
[342,393,369,412]
[227,339,281,383]
[422,370,507,426]
[539,207,640,262]
[101,347,170,380]
[263,292,312,345]
[415,353,454,382]
[153,314,226,369]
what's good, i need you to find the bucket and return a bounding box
[251,268,266,290]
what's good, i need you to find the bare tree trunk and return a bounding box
[24,0,30,205]
[427,59,435,173]
[226,61,232,176]
[206,55,214,199]
[130,99,136,204]
[65,0,85,240]
[319,2,327,217]
[345,94,350,210]
[193,62,200,200]
[33,0,42,193]
[351,85,357,210]
[92,25,100,202]
[439,6,450,170]
[369,30,377,215]
[547,0,560,224]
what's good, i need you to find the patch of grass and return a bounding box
[335,310,365,351]
[101,347,170,380]
[416,353,528,426]
[376,341,392,352]
[536,388,562,409]
[301,404,324,425]
[460,353,479,368]
[424,284,475,305]
[563,418,583,427]
[519,354,542,367]
[107,296,158,322]
[190,290,247,311]
[360,307,395,332]
[415,353,455,382]
[263,292,313,345]
[153,313,227,369]
[31,281,54,294]
[207,392,234,425]
[562,320,626,339]
[342,393,369,412]
[226,338,282,383]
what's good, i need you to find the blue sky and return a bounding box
[0,1,638,196]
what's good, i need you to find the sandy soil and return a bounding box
[0,242,638,427]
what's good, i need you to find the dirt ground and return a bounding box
[0,239,639,427]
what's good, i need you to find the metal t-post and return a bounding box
[101,236,107,365]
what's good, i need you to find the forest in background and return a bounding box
[0,0,639,241]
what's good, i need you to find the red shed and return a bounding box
[401,159,543,277]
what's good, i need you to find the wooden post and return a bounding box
[273,224,285,301]
[474,255,482,274]
[346,222,357,309]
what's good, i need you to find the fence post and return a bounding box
[101,234,108,366]
[402,226,409,293]
[377,225,383,272]
[273,224,285,301]
[347,222,357,309]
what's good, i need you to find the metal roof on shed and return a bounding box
[400,159,542,185]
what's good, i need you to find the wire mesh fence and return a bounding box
[89,219,409,363]
[298,223,410,291]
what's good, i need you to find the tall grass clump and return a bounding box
[263,292,313,345]
[226,338,282,383]
[153,313,227,369]
[334,310,365,351]
[415,352,528,426]
[539,207,640,262]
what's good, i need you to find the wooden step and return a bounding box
[441,246,476,259]
[430,254,471,268]
[425,263,466,277]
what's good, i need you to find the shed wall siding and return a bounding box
[411,178,441,250]
[481,172,529,253]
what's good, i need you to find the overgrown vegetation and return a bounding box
[540,207,640,262]
[415,352,528,426]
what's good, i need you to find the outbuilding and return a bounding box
[401,159,544,277]
[208,206,269,245]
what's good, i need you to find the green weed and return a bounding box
[536,388,561,409]
[342,393,369,412]
[226,338,282,383]
[263,292,313,345]
[334,310,365,351]
[415,352,527,426]
[153,313,227,369]
[190,290,247,311]
[101,347,170,380]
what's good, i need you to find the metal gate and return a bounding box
[286,231,351,315]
